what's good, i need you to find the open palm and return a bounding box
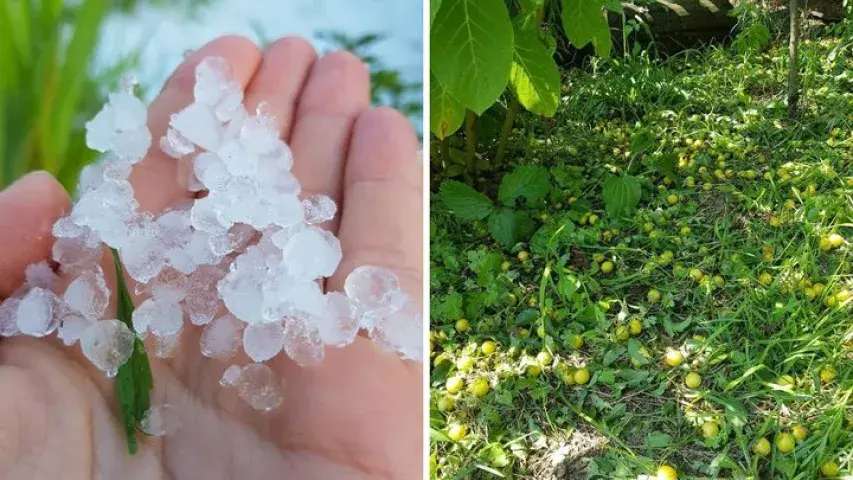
[0,36,422,479]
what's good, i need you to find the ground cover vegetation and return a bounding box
[430,1,853,478]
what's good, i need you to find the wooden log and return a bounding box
[610,0,738,52]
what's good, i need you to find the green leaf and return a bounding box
[430,74,465,139]
[603,346,625,366]
[653,152,679,185]
[430,0,442,26]
[112,249,153,455]
[498,165,550,205]
[601,175,641,218]
[561,0,612,58]
[601,0,624,13]
[509,25,560,116]
[440,180,494,220]
[484,442,511,467]
[438,292,464,320]
[430,427,454,443]
[627,338,650,366]
[530,214,576,256]
[488,209,535,248]
[629,128,655,157]
[645,432,673,449]
[556,270,579,302]
[708,394,748,429]
[431,0,514,114]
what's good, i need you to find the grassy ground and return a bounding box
[430,25,853,480]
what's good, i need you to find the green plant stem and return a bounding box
[464,110,477,179]
[496,95,519,166]
[440,136,450,169]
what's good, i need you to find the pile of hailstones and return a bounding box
[0,57,422,421]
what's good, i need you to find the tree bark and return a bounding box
[787,0,801,117]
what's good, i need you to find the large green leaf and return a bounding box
[430,0,442,26]
[430,74,464,139]
[561,0,611,58]
[498,165,550,205]
[431,0,513,114]
[602,175,641,218]
[440,180,495,220]
[509,26,560,116]
[488,209,535,248]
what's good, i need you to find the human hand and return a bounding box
[0,35,422,479]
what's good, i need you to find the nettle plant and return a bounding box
[430,0,617,166]
[440,165,552,247]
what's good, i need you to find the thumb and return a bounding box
[0,172,70,298]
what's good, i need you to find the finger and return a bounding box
[326,107,423,300]
[241,36,317,142]
[0,172,69,298]
[288,51,370,232]
[130,35,262,214]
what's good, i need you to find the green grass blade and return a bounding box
[50,0,108,172]
[111,248,153,455]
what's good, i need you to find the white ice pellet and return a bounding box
[318,291,359,347]
[151,330,181,359]
[52,236,103,274]
[370,299,423,361]
[282,315,324,366]
[80,319,135,377]
[344,266,402,311]
[280,228,342,280]
[220,365,243,387]
[140,404,182,437]
[109,91,148,132]
[16,287,60,337]
[0,298,21,337]
[64,267,109,320]
[85,104,116,152]
[25,261,59,291]
[14,57,423,415]
[194,56,231,106]
[242,321,285,363]
[171,103,221,152]
[200,314,243,358]
[301,194,336,225]
[57,308,95,346]
[234,363,283,411]
[160,127,196,159]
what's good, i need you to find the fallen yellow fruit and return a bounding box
[820,460,839,477]
[573,367,591,385]
[447,423,467,442]
[685,372,702,388]
[792,425,808,441]
[656,465,678,480]
[776,433,795,454]
[752,437,771,456]
[665,349,684,367]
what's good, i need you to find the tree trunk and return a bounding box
[787,0,801,116]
